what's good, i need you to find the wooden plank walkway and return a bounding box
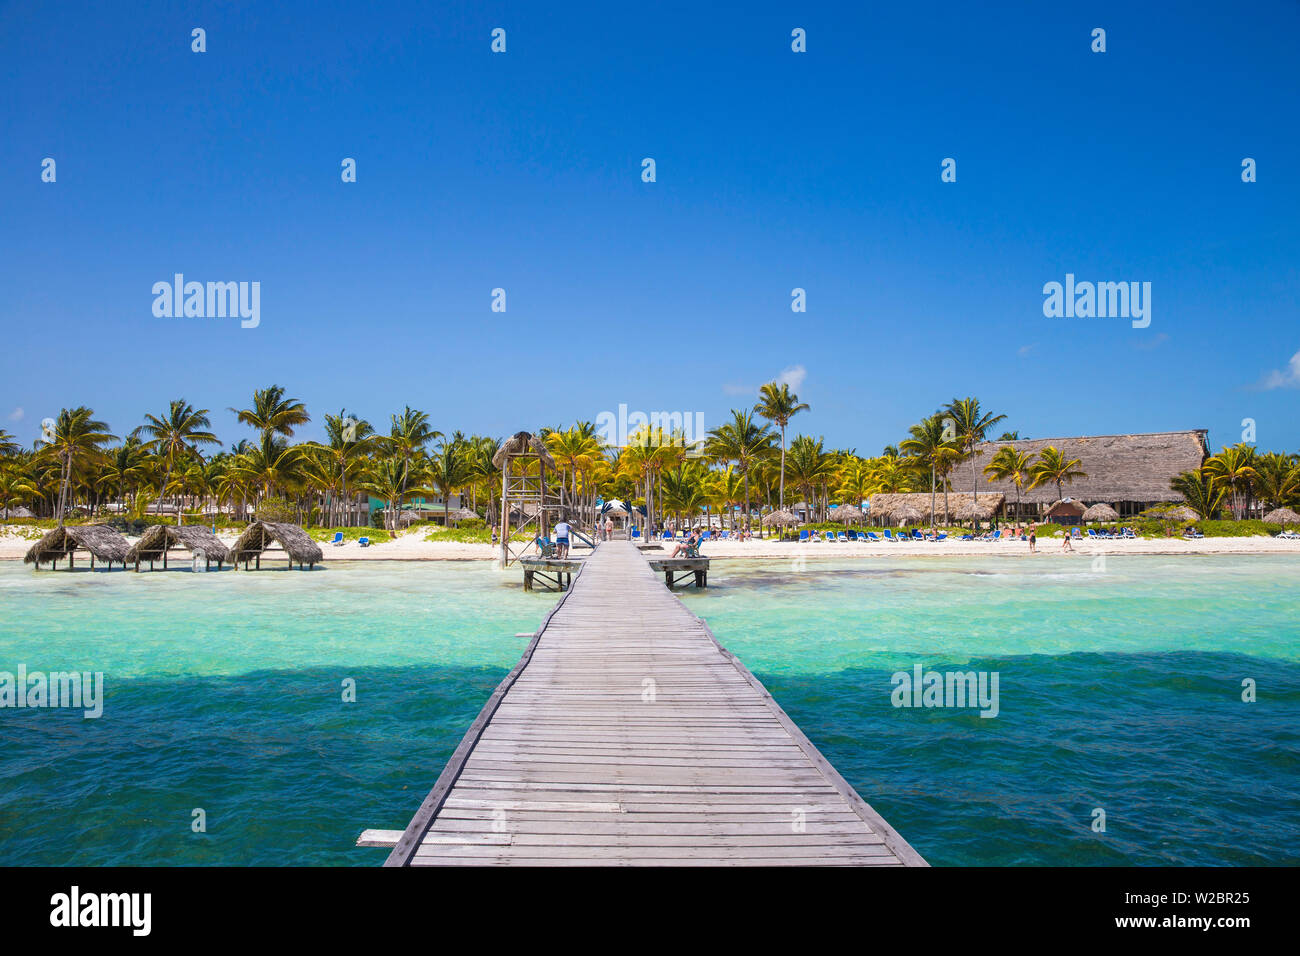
[381,540,926,866]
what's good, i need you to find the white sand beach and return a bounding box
[4,527,1300,562]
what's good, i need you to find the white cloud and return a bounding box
[1133,332,1170,352]
[1017,344,1036,357]
[7,407,23,422]
[776,364,807,391]
[1260,349,1300,389]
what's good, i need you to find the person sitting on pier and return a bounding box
[554,517,572,558]
[670,528,700,558]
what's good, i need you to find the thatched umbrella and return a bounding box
[1263,506,1300,524]
[890,504,923,527]
[448,507,479,524]
[831,504,863,524]
[1164,505,1200,523]
[761,508,800,527]
[1083,502,1119,523]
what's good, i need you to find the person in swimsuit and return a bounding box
[1028,523,1037,553]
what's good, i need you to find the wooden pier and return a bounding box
[372,540,925,866]
[519,556,583,592]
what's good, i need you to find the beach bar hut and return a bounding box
[229,521,323,570]
[24,524,131,570]
[1045,498,1087,525]
[126,524,232,571]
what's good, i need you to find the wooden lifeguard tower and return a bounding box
[494,431,562,569]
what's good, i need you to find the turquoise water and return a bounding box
[1,555,1297,865]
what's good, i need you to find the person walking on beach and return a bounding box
[1061,530,1073,552]
[1028,523,1037,554]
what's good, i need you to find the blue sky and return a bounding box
[2,0,1298,453]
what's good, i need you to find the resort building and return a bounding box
[971,429,1210,520]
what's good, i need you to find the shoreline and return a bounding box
[5,531,1300,562]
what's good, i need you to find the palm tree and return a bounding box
[132,400,220,524]
[1027,446,1087,502]
[0,429,19,457]
[386,406,442,521]
[785,435,835,522]
[983,446,1034,524]
[1170,468,1228,520]
[41,407,116,524]
[102,438,151,516]
[1252,451,1300,510]
[230,385,310,443]
[945,397,1007,507]
[428,436,475,525]
[836,458,873,523]
[754,382,809,510]
[705,410,774,534]
[0,463,38,521]
[311,410,375,526]
[1204,444,1260,520]
[900,415,961,526]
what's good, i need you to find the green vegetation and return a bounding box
[3,384,1298,540]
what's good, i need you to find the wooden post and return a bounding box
[500,462,509,568]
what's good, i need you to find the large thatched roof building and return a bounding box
[229,521,323,570]
[868,492,1005,525]
[126,524,232,571]
[25,524,131,570]
[970,430,1209,519]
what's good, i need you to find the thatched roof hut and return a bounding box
[1262,507,1300,524]
[448,507,479,523]
[1046,498,1087,518]
[868,492,1005,524]
[126,524,232,570]
[491,431,557,470]
[971,430,1209,506]
[1083,502,1120,522]
[229,521,323,570]
[761,508,800,526]
[4,505,35,519]
[24,524,130,570]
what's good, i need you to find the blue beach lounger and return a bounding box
[331,531,344,546]
[867,531,882,541]
[358,536,369,548]
[838,532,849,542]
[825,531,836,543]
